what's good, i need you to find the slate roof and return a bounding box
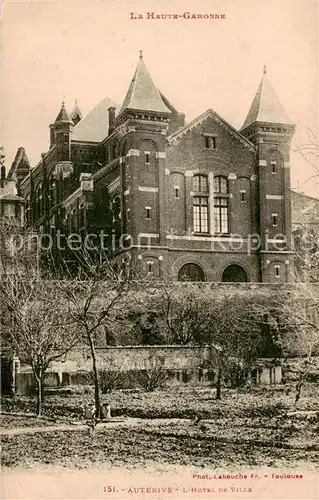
[55,101,72,123]
[72,97,119,143]
[119,55,171,115]
[241,68,294,130]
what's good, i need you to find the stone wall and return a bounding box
[12,345,285,395]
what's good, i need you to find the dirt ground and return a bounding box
[1,385,319,471]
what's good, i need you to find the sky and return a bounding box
[1,0,318,197]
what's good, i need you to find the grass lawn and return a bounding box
[1,384,319,471]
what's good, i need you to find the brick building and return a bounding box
[12,54,297,282]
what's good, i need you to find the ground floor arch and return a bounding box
[222,264,248,282]
[178,263,205,282]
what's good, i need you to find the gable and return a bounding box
[168,109,255,152]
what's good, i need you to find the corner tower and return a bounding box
[241,67,295,282]
[113,52,172,266]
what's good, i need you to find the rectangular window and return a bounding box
[240,191,246,202]
[145,152,150,164]
[174,187,180,198]
[146,207,151,219]
[127,208,130,221]
[275,265,280,278]
[214,198,229,234]
[271,161,277,174]
[193,197,208,233]
[147,262,153,273]
[193,175,208,193]
[272,214,278,226]
[204,135,216,150]
[213,176,228,194]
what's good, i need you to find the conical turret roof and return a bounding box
[70,99,83,123]
[241,67,294,130]
[55,101,72,123]
[119,52,171,115]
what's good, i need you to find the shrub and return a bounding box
[98,369,126,394]
[224,360,250,389]
[136,366,169,392]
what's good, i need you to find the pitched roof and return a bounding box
[72,97,119,143]
[119,54,171,115]
[7,147,30,179]
[241,67,294,130]
[168,109,255,151]
[55,101,72,123]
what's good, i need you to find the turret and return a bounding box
[50,101,73,161]
[70,98,82,125]
[241,66,296,282]
[112,51,172,259]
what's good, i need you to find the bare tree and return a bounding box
[0,219,39,277]
[59,257,131,418]
[158,284,264,399]
[294,225,319,283]
[0,276,78,415]
[281,286,319,403]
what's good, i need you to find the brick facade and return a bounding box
[13,56,296,283]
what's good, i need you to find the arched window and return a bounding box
[193,174,209,233]
[222,264,248,282]
[35,183,43,219]
[25,195,31,225]
[193,174,208,193]
[178,263,205,282]
[121,143,129,191]
[49,174,56,209]
[111,195,121,225]
[213,176,229,234]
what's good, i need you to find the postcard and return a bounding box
[1,1,318,499]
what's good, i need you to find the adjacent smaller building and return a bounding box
[0,147,27,224]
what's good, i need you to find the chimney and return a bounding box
[108,107,116,136]
[0,165,6,188]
